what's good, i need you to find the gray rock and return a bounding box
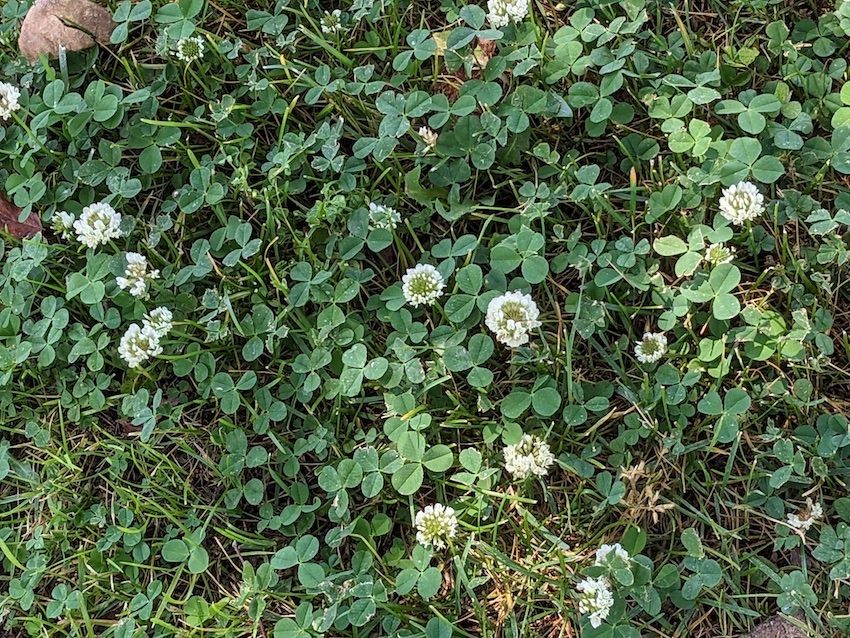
[18,0,113,63]
[748,615,808,638]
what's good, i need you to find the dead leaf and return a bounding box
[0,195,41,238]
[474,39,496,67]
[432,30,449,57]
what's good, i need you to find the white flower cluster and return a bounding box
[786,498,823,533]
[0,82,21,120]
[595,543,630,566]
[389,263,548,550]
[487,0,530,28]
[66,202,124,249]
[634,332,667,364]
[320,9,343,34]
[414,503,458,550]
[53,201,171,369]
[175,36,205,62]
[718,181,765,225]
[503,434,555,480]
[418,126,438,152]
[704,242,735,265]
[146,307,173,335]
[574,541,631,628]
[51,211,76,240]
[485,291,541,348]
[368,202,401,231]
[402,264,445,307]
[576,576,614,628]
[116,252,160,298]
[118,307,173,369]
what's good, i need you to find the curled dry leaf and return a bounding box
[0,194,41,238]
[474,38,497,68]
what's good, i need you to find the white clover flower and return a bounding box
[116,252,160,298]
[144,306,173,338]
[118,323,163,369]
[320,9,343,34]
[418,126,438,152]
[402,264,445,307]
[485,291,541,348]
[786,498,824,532]
[595,543,630,566]
[576,576,614,629]
[704,242,735,265]
[718,181,765,225]
[73,202,123,249]
[175,35,205,63]
[51,211,75,240]
[487,0,530,28]
[368,202,401,231]
[414,503,458,550]
[0,82,21,120]
[634,332,667,364]
[503,434,555,480]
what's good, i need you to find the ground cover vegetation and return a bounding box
[1,0,850,636]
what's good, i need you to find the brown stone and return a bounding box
[748,615,808,638]
[18,0,113,63]
[0,194,41,239]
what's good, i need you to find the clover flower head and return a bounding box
[487,0,530,28]
[503,434,555,480]
[402,263,445,307]
[704,242,735,265]
[786,497,823,533]
[418,126,438,151]
[576,576,614,629]
[0,82,21,120]
[51,211,76,240]
[176,35,205,62]
[485,291,541,348]
[320,9,343,33]
[368,202,401,231]
[414,503,458,549]
[144,307,173,338]
[634,332,667,364]
[73,202,123,249]
[718,181,765,225]
[118,323,163,368]
[116,252,160,298]
[595,543,630,566]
